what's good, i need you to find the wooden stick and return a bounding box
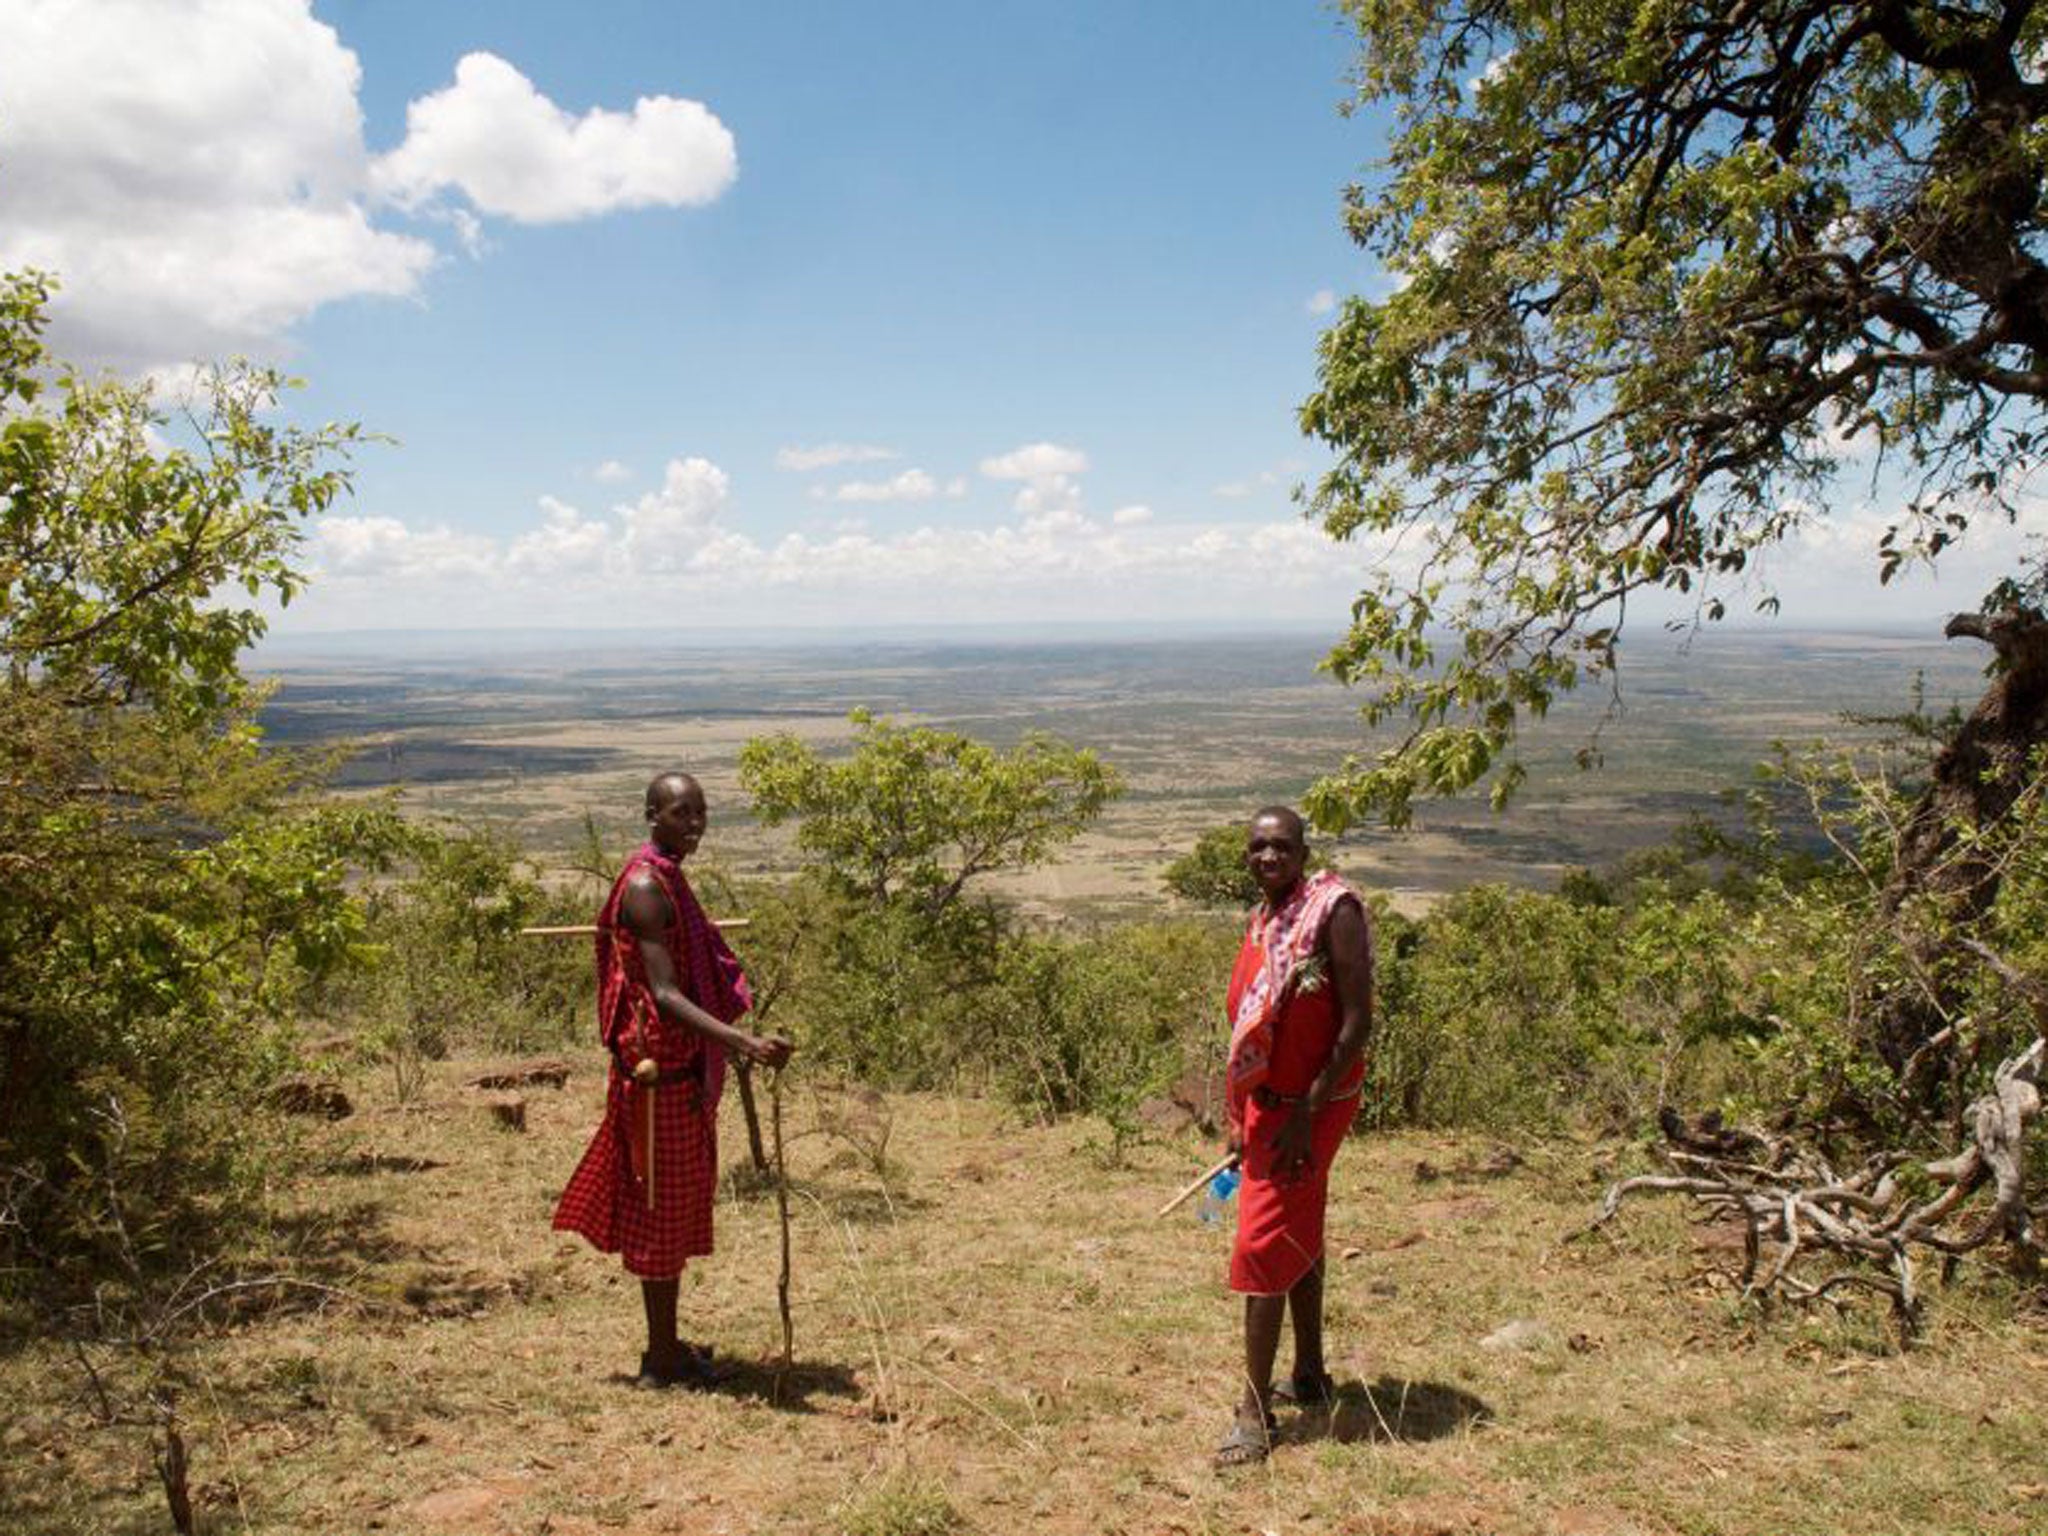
[770,1065,795,1403]
[519,920,749,936]
[1156,1151,1241,1219]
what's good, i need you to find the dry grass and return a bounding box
[6,1057,2045,1536]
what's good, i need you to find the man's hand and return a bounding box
[744,1033,795,1069]
[1269,1103,1314,1179]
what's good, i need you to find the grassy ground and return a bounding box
[5,1057,2044,1536]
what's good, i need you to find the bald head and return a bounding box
[645,772,702,817]
[644,772,708,858]
[1246,805,1309,903]
[1250,804,1306,845]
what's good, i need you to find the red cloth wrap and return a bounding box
[1224,887,1368,1295]
[551,843,752,1279]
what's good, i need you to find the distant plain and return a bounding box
[254,626,1995,916]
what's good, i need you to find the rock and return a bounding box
[465,1058,571,1090]
[483,1093,526,1132]
[1466,1146,1524,1179]
[1168,1064,1227,1134]
[1479,1318,1558,1352]
[271,1077,352,1120]
[1136,1095,1197,1134]
[405,1484,507,1526]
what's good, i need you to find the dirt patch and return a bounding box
[1409,1195,1500,1223]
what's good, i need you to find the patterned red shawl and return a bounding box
[1225,868,1357,1127]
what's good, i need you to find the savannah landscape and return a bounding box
[11,0,2048,1533]
[8,626,2040,1536]
[255,626,1993,915]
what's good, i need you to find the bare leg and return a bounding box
[1287,1257,1326,1388]
[1238,1292,1287,1433]
[640,1277,681,1373]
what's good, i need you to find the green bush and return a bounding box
[313,824,596,1072]
[1365,884,1753,1133]
[730,872,1236,1156]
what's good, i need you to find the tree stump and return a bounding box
[271,1077,353,1120]
[483,1094,527,1133]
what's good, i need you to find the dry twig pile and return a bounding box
[1582,1037,2046,1336]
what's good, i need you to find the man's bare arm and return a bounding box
[622,873,792,1067]
[1269,896,1374,1173]
[1306,897,1373,1113]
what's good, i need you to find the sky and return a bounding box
[0,0,2033,638]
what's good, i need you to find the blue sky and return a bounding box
[0,0,2028,634]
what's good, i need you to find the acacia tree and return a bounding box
[739,709,1122,916]
[1304,0,2048,1076]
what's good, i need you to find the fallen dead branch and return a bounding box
[1575,1036,2047,1339]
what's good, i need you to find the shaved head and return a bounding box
[645,772,702,817]
[1250,804,1306,845]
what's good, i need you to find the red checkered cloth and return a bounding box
[551,843,752,1279]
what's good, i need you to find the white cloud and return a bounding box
[370,52,737,223]
[1012,473,1084,518]
[1468,51,1516,95]
[619,456,733,571]
[981,441,1090,516]
[0,0,435,369]
[980,442,1089,480]
[593,459,632,483]
[1305,288,1337,316]
[775,442,899,472]
[313,514,499,580]
[505,496,613,578]
[0,4,739,371]
[296,462,1376,627]
[818,469,942,504]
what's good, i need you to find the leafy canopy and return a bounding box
[1302,0,2048,827]
[738,709,1123,914]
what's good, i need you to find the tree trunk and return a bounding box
[1873,605,2048,1081]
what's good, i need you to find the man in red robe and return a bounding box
[553,772,794,1388]
[1215,805,1373,1466]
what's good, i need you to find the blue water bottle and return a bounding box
[1197,1165,1241,1226]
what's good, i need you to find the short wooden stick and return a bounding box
[1156,1151,1241,1219]
[519,919,749,936]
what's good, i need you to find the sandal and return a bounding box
[1273,1369,1338,1407]
[1213,1409,1278,1468]
[635,1348,712,1390]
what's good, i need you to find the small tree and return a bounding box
[738,709,1123,915]
[0,270,386,1281]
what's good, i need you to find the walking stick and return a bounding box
[769,1063,795,1401]
[1155,1150,1240,1219]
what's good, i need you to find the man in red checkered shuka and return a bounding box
[553,772,794,1388]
